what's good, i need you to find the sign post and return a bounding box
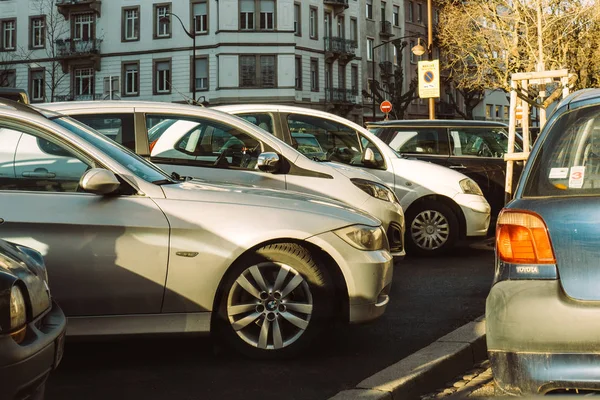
[417,60,440,99]
[380,100,392,120]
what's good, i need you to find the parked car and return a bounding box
[37,102,406,257]
[0,239,66,399]
[487,88,600,394]
[366,120,522,225]
[0,100,393,358]
[214,105,491,256]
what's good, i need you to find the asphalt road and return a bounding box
[46,243,495,400]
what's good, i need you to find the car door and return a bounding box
[0,124,169,317]
[139,112,287,189]
[69,111,140,153]
[384,127,450,165]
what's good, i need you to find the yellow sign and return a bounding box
[418,60,440,99]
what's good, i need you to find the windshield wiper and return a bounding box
[170,171,193,181]
[152,179,173,185]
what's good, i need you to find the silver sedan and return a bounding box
[0,101,393,358]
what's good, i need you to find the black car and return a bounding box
[0,239,66,399]
[367,120,523,225]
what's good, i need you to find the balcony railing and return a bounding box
[323,0,349,8]
[54,93,106,102]
[380,21,394,37]
[327,88,358,104]
[56,39,102,57]
[324,37,357,56]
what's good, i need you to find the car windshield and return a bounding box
[51,116,173,184]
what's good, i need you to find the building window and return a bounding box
[260,0,275,30]
[30,17,45,49]
[366,0,373,20]
[295,56,302,90]
[407,2,414,22]
[337,15,344,38]
[294,3,301,36]
[193,1,208,34]
[410,40,416,63]
[324,12,332,38]
[485,104,492,119]
[417,3,423,23]
[504,105,509,120]
[381,2,386,22]
[154,4,171,38]
[495,105,502,119]
[0,70,15,87]
[393,6,399,26]
[123,62,139,96]
[338,64,345,89]
[351,65,358,94]
[194,57,209,90]
[2,19,16,50]
[240,0,255,30]
[350,18,357,42]
[393,45,398,65]
[74,14,94,41]
[325,62,332,90]
[239,55,276,88]
[310,58,318,91]
[122,7,140,41]
[154,59,171,94]
[309,7,318,39]
[74,68,94,98]
[367,38,374,61]
[29,69,45,102]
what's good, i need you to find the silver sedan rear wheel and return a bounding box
[405,200,459,256]
[227,262,314,350]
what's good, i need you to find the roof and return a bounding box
[366,119,509,128]
[0,98,45,117]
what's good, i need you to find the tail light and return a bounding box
[496,209,556,264]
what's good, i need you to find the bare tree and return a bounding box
[362,41,420,119]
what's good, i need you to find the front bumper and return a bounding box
[453,193,490,237]
[0,301,67,399]
[307,231,394,324]
[487,280,600,395]
[360,197,405,258]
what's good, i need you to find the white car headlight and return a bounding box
[10,285,27,330]
[335,225,389,251]
[459,178,484,196]
[351,178,399,204]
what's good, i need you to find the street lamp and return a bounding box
[370,35,422,120]
[163,12,197,104]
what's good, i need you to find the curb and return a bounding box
[328,316,486,400]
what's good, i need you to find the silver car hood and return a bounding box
[160,180,380,228]
[323,161,385,183]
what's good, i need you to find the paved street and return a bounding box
[46,243,494,400]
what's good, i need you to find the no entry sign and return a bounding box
[380,100,393,114]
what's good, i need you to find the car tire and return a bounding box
[405,200,458,256]
[214,243,333,359]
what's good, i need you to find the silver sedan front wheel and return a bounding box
[227,262,313,350]
[411,210,450,250]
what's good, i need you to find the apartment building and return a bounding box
[0,0,365,122]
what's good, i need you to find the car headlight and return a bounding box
[459,178,484,196]
[335,225,389,251]
[351,178,399,204]
[10,285,26,330]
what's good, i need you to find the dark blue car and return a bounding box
[487,88,600,395]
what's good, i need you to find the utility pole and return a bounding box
[427,0,435,120]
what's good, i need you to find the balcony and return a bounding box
[327,88,358,104]
[56,0,101,20]
[323,0,349,12]
[56,38,102,73]
[380,21,394,37]
[379,61,394,77]
[324,37,357,64]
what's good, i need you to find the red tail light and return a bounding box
[496,209,556,264]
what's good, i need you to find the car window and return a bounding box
[387,128,449,155]
[236,113,275,135]
[286,113,384,168]
[523,105,600,197]
[0,126,91,192]
[146,115,262,170]
[449,127,518,158]
[71,114,136,151]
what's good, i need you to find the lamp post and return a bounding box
[371,35,422,120]
[165,12,197,104]
[409,0,435,120]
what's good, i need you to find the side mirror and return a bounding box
[362,147,381,168]
[80,168,121,195]
[257,152,280,173]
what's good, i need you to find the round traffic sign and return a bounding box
[380,100,393,114]
[424,71,434,83]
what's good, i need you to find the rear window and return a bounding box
[523,105,600,197]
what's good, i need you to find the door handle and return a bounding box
[449,165,467,169]
[22,170,56,178]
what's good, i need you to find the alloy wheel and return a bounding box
[410,210,450,250]
[227,262,313,350]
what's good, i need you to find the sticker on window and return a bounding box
[569,166,585,189]
[549,167,569,179]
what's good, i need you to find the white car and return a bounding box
[214,105,491,256]
[37,101,406,257]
